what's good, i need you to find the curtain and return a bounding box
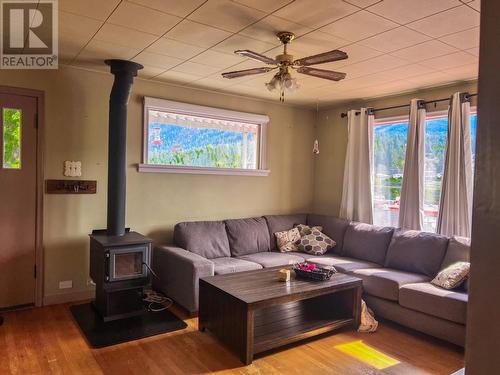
[339,108,374,223]
[399,99,426,230]
[437,92,473,237]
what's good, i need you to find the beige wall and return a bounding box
[0,66,316,301]
[312,81,478,216]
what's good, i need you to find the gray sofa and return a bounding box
[152,213,469,347]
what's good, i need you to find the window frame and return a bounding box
[138,97,270,176]
[372,107,477,229]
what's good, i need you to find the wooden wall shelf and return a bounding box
[45,179,97,194]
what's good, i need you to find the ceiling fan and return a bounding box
[221,31,348,102]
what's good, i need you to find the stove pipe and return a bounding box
[104,59,143,236]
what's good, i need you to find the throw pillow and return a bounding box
[297,229,336,255]
[431,262,470,290]
[295,223,323,237]
[275,228,301,252]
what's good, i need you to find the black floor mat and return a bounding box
[70,303,187,348]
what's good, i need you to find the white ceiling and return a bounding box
[59,0,481,107]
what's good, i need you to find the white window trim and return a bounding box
[138,97,270,176]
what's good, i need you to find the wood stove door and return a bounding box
[0,93,38,309]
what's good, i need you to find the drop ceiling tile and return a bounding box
[193,75,238,88]
[188,0,266,33]
[367,0,461,24]
[320,43,383,70]
[222,59,272,72]
[390,40,459,62]
[146,38,205,60]
[466,0,480,11]
[157,70,201,84]
[358,27,430,52]
[420,51,478,72]
[212,34,276,54]
[407,5,480,38]
[107,2,182,36]
[406,71,457,87]
[59,0,121,21]
[72,60,110,73]
[166,20,232,48]
[319,10,398,42]
[138,66,167,79]
[345,0,383,8]
[190,50,245,68]
[381,63,435,80]
[232,0,293,13]
[420,51,478,70]
[133,51,184,69]
[127,0,207,18]
[59,36,90,61]
[93,23,158,49]
[289,30,350,56]
[273,0,358,28]
[341,54,410,78]
[439,27,480,49]
[465,46,479,57]
[444,62,478,80]
[239,15,312,44]
[77,40,141,62]
[170,61,222,76]
[59,11,103,38]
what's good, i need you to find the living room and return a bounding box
[0,0,498,374]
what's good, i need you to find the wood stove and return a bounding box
[89,59,150,322]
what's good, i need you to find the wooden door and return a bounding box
[0,93,38,309]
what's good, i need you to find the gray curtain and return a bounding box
[340,108,374,223]
[437,92,473,237]
[399,99,426,230]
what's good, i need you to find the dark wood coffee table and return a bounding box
[199,266,362,364]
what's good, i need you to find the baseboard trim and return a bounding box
[43,290,95,306]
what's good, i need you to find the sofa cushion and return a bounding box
[275,228,301,252]
[238,252,305,268]
[211,257,262,275]
[225,217,270,257]
[342,222,394,265]
[265,214,307,250]
[384,230,449,277]
[351,268,430,301]
[303,255,379,274]
[441,236,470,270]
[306,214,350,254]
[174,221,230,259]
[297,229,335,255]
[399,282,468,324]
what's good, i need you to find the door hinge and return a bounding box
[34,264,37,278]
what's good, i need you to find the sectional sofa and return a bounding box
[152,214,469,347]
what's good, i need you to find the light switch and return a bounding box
[64,161,82,177]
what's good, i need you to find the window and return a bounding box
[139,97,269,176]
[372,110,477,231]
[2,108,22,169]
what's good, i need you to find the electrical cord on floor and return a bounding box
[142,262,173,312]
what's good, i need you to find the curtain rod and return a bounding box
[340,93,478,118]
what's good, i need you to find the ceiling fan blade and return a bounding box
[294,49,348,66]
[222,67,275,79]
[234,50,277,65]
[297,66,346,81]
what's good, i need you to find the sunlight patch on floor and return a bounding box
[334,340,400,370]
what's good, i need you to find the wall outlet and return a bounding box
[59,280,73,289]
[63,161,82,177]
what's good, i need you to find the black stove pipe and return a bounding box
[104,59,143,236]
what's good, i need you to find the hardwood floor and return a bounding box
[0,302,464,374]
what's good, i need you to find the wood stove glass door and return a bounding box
[109,246,147,281]
[0,93,38,309]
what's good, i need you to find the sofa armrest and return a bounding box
[152,245,214,314]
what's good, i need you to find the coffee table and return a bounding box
[199,266,362,364]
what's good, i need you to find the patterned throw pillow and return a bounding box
[297,229,336,255]
[295,224,323,237]
[431,262,470,290]
[275,228,301,252]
